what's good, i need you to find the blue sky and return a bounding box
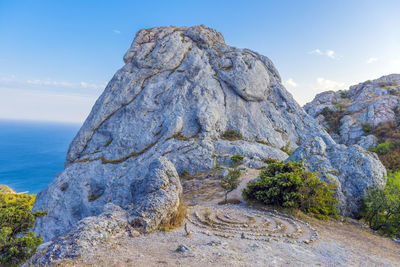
[0,0,399,123]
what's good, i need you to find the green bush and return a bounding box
[320,107,345,135]
[230,154,244,165]
[0,193,47,266]
[369,141,391,155]
[221,129,242,140]
[340,90,350,98]
[369,121,400,171]
[389,88,399,96]
[361,122,373,135]
[362,171,400,237]
[263,158,279,164]
[180,169,189,178]
[242,161,339,219]
[280,142,295,155]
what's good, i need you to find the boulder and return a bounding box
[25,204,139,266]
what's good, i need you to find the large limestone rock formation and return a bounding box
[33,26,385,243]
[305,74,400,149]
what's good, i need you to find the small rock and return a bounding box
[190,200,200,206]
[220,169,229,178]
[207,240,222,246]
[176,244,190,253]
[241,232,245,239]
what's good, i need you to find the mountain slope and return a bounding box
[305,74,400,170]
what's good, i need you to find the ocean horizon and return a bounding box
[0,119,81,194]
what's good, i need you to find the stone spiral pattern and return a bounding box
[188,205,318,244]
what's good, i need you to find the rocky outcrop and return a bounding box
[32,25,386,246]
[288,137,386,217]
[25,204,139,266]
[33,156,181,242]
[305,74,400,149]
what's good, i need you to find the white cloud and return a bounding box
[113,29,121,34]
[366,57,378,64]
[325,50,336,59]
[309,49,337,59]
[0,76,106,122]
[0,76,106,91]
[26,79,74,87]
[0,87,97,123]
[284,78,298,88]
[315,77,347,92]
[80,81,106,89]
[390,59,400,66]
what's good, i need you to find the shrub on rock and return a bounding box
[242,161,339,219]
[0,193,47,266]
[230,154,244,165]
[221,130,242,140]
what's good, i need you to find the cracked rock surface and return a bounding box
[33,25,385,245]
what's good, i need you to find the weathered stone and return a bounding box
[25,203,137,266]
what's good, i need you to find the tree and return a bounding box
[363,171,400,237]
[221,169,241,203]
[0,193,47,266]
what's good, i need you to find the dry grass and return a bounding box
[218,198,242,205]
[203,209,213,226]
[173,131,191,141]
[181,169,225,203]
[159,202,187,232]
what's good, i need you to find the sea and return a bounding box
[0,119,80,194]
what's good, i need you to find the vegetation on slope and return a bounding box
[319,105,346,135]
[362,171,400,238]
[368,120,400,171]
[0,185,16,194]
[0,192,47,266]
[242,161,339,219]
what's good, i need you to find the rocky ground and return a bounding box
[50,169,400,267]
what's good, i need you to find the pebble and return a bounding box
[176,244,190,253]
[207,240,222,246]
